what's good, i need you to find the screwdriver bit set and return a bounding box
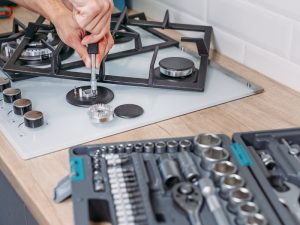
[69,128,300,225]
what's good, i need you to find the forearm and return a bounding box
[11,0,68,22]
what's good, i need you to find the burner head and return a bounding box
[13,99,32,115]
[3,87,21,103]
[0,31,74,65]
[114,104,144,119]
[0,77,11,92]
[66,86,114,107]
[24,111,44,128]
[159,57,195,78]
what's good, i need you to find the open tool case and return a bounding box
[69,127,300,225]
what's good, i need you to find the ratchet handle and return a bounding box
[88,43,98,54]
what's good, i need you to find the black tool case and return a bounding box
[69,128,300,225]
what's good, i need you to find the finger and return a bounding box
[72,42,90,68]
[86,12,111,35]
[82,23,110,45]
[104,33,114,56]
[96,37,108,68]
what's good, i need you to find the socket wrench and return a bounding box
[194,133,222,157]
[212,160,237,185]
[228,187,253,213]
[179,139,192,151]
[200,147,229,171]
[198,177,231,225]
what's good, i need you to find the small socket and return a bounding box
[212,160,237,185]
[125,143,133,153]
[155,141,166,154]
[220,174,245,199]
[193,133,222,156]
[179,139,192,151]
[167,140,178,153]
[243,213,267,225]
[144,142,154,153]
[200,146,229,171]
[159,154,182,188]
[178,151,200,183]
[236,202,260,225]
[228,187,253,213]
[134,143,144,153]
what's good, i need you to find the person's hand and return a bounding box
[70,0,114,45]
[94,32,114,67]
[51,8,92,67]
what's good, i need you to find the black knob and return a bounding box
[3,88,21,103]
[24,111,44,128]
[13,99,32,115]
[0,77,11,92]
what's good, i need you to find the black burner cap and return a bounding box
[114,104,144,119]
[159,57,194,71]
[0,77,11,92]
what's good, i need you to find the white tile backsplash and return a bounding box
[129,0,300,92]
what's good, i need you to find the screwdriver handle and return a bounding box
[88,43,98,54]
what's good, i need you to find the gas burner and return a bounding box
[0,31,73,65]
[159,57,195,78]
[66,86,114,107]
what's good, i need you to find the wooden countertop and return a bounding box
[1,6,300,225]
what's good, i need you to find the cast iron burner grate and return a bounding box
[0,8,212,92]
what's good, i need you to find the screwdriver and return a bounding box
[87,43,98,96]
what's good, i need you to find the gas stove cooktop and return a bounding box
[0,9,263,159]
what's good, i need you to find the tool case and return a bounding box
[69,127,300,225]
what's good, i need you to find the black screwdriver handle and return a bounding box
[86,31,99,54]
[88,43,98,54]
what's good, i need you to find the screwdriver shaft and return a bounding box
[91,54,97,96]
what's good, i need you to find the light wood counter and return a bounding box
[1,6,300,225]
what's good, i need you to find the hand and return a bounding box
[94,32,114,67]
[70,0,114,45]
[51,8,92,67]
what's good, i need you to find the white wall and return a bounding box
[128,0,300,92]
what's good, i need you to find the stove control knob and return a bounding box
[24,111,44,128]
[3,88,21,103]
[0,77,11,92]
[13,99,32,115]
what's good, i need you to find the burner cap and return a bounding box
[66,86,114,107]
[24,111,44,128]
[114,104,144,119]
[13,99,32,115]
[3,88,21,103]
[0,77,11,92]
[159,57,194,77]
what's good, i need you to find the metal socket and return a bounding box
[159,154,182,188]
[117,144,125,153]
[228,187,253,213]
[236,202,260,225]
[167,140,178,153]
[193,133,222,156]
[125,143,134,153]
[200,147,229,171]
[134,143,144,153]
[220,174,245,200]
[178,151,200,183]
[179,139,192,151]
[155,141,166,154]
[243,213,268,225]
[259,152,276,170]
[108,145,116,154]
[212,160,237,185]
[144,142,154,153]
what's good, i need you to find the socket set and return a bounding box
[69,129,300,225]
